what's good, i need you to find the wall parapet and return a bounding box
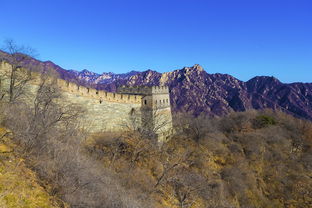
[117,85,169,95]
[56,79,143,104]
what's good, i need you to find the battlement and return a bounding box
[56,79,143,104]
[117,85,169,95]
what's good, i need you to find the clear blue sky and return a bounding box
[0,0,311,83]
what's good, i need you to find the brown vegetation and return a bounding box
[86,110,312,208]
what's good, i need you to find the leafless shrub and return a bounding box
[219,110,257,134]
[0,39,38,103]
[168,172,202,208]
[174,112,218,143]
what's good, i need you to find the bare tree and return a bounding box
[141,107,173,141]
[3,69,81,156]
[168,172,207,208]
[88,133,126,167]
[154,149,193,188]
[175,113,213,143]
[121,105,173,142]
[0,39,36,103]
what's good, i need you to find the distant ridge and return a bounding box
[1,50,311,121]
[88,65,312,121]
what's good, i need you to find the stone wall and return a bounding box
[57,79,143,104]
[61,91,142,132]
[0,61,173,141]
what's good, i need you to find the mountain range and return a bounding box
[1,51,311,121]
[60,63,312,121]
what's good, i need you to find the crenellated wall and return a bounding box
[57,79,143,104]
[117,85,169,95]
[0,61,173,141]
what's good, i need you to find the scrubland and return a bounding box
[0,65,311,207]
[85,110,312,208]
[1,82,312,208]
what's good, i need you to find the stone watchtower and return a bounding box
[117,85,173,142]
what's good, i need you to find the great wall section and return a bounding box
[0,61,173,142]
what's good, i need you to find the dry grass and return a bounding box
[0,127,64,208]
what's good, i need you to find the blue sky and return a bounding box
[0,0,311,83]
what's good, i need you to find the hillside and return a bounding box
[0,127,64,208]
[1,108,312,208]
[86,110,312,208]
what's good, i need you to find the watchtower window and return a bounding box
[144,100,147,105]
[99,100,102,104]
[159,100,162,104]
[163,99,165,103]
[166,99,168,103]
[155,100,157,104]
[96,91,99,95]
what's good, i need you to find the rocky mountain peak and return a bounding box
[248,76,281,84]
[80,69,99,76]
[182,64,205,74]
[192,64,204,71]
